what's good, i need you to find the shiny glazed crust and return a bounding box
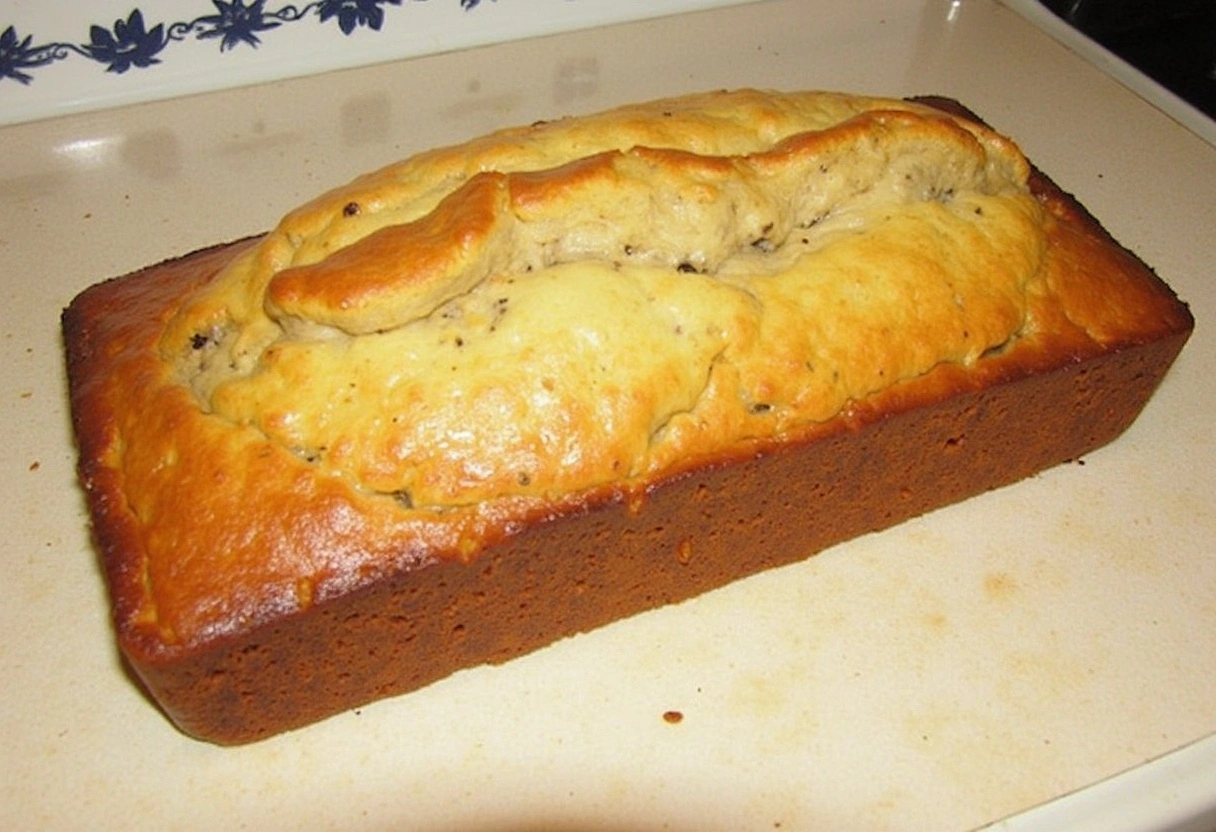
[63,91,1193,744]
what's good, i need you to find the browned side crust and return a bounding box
[63,107,1193,745]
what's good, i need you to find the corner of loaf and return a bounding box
[62,88,1192,744]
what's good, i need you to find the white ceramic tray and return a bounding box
[0,0,760,126]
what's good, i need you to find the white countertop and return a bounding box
[3,1,1215,829]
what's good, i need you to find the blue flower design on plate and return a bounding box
[84,10,167,73]
[0,0,496,84]
[197,0,282,51]
[0,26,48,84]
[319,0,404,35]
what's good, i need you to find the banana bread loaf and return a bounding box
[62,89,1193,744]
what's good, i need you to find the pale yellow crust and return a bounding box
[163,93,1043,516]
[63,90,1192,742]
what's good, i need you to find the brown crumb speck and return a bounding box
[662,710,683,724]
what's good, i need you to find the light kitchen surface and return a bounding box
[3,1,1214,829]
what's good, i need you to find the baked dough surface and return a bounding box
[70,89,1189,655]
[164,90,1041,511]
[63,90,1194,741]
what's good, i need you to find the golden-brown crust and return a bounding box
[267,172,509,333]
[62,90,1192,744]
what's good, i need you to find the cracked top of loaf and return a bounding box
[67,89,1190,649]
[165,90,1038,508]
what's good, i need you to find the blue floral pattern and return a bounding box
[196,0,283,51]
[84,10,167,73]
[320,0,403,35]
[0,0,493,84]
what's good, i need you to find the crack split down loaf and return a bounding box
[63,89,1193,744]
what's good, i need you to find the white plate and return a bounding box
[0,0,760,126]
